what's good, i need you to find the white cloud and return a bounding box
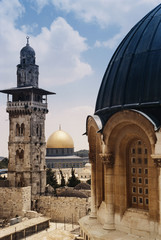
[33,17,93,87]
[49,0,159,26]
[47,0,161,49]
[0,1,92,89]
[94,32,122,49]
[0,102,9,157]
[21,23,38,34]
[30,0,50,13]
[0,0,24,22]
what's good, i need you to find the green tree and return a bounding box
[59,169,66,187]
[86,179,91,185]
[67,167,80,187]
[46,168,58,191]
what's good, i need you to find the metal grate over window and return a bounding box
[128,140,149,210]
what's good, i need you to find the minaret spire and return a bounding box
[26,36,29,45]
[59,124,61,131]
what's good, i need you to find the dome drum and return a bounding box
[46,147,74,157]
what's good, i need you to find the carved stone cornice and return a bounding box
[151,154,161,167]
[100,153,114,168]
[89,152,96,164]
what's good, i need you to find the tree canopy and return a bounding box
[67,167,80,187]
[46,168,58,190]
[59,169,66,187]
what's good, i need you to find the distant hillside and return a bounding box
[74,149,89,157]
[0,158,8,169]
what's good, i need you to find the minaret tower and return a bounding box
[0,37,55,196]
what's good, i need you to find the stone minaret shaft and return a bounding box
[1,37,54,196]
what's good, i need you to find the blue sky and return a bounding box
[0,0,160,156]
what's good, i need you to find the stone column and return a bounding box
[152,130,161,234]
[151,155,161,234]
[89,152,97,218]
[100,153,115,230]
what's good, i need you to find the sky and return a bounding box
[0,0,160,157]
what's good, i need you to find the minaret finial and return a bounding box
[26,36,29,45]
[59,124,61,131]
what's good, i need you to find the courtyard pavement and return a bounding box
[25,222,80,240]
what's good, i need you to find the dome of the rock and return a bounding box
[47,129,74,149]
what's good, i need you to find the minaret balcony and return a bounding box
[7,101,47,112]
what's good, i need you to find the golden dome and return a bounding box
[47,129,74,149]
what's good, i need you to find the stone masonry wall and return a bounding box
[0,186,31,219]
[37,196,90,224]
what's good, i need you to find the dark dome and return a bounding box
[74,182,91,190]
[20,44,35,57]
[95,4,161,128]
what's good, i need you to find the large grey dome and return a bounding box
[95,4,161,128]
[20,45,35,57]
[20,39,35,66]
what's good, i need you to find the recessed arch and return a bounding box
[102,110,158,222]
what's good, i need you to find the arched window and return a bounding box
[16,150,19,157]
[19,150,24,159]
[40,124,42,137]
[16,124,20,136]
[36,125,39,136]
[127,139,149,210]
[21,123,25,136]
[15,149,24,166]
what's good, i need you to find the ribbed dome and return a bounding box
[20,44,35,57]
[95,4,161,127]
[47,129,74,149]
[58,188,88,198]
[20,37,35,66]
[74,182,91,190]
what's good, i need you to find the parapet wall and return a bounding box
[37,196,90,224]
[0,186,31,219]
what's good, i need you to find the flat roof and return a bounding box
[0,86,55,95]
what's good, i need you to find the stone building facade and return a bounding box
[0,186,31,219]
[36,195,90,224]
[79,4,161,240]
[0,38,54,197]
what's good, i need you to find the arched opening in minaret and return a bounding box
[16,123,20,136]
[21,123,25,136]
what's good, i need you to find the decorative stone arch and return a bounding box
[102,110,158,231]
[16,123,20,136]
[21,123,25,136]
[87,115,104,217]
[16,149,24,163]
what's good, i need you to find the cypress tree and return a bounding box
[67,167,80,187]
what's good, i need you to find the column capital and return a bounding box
[151,154,161,167]
[100,153,114,168]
